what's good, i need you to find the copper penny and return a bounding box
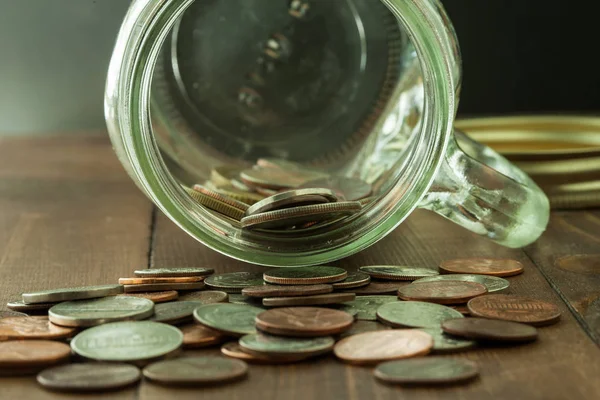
[117,291,179,303]
[359,266,439,281]
[255,307,354,337]
[467,294,561,326]
[263,293,355,307]
[220,342,309,364]
[263,266,347,285]
[331,271,371,290]
[123,282,205,293]
[143,356,248,386]
[0,316,75,341]
[134,268,214,278]
[397,281,488,305]
[342,282,408,295]
[179,324,226,348]
[442,318,538,342]
[333,330,433,365]
[118,276,202,285]
[178,290,229,303]
[242,284,333,298]
[0,340,71,367]
[0,310,28,318]
[439,258,524,277]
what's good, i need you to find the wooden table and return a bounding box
[1,136,599,399]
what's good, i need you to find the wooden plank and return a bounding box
[148,209,600,400]
[0,136,151,400]
[524,210,600,343]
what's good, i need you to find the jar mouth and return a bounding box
[106,0,456,266]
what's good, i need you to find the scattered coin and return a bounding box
[339,296,398,321]
[179,324,226,348]
[263,266,347,285]
[36,363,141,392]
[118,276,203,285]
[439,258,524,277]
[22,284,124,304]
[397,281,488,305]
[134,268,214,278]
[239,333,335,358]
[374,357,479,385]
[451,305,470,315]
[359,266,439,281]
[193,184,250,212]
[263,293,356,307]
[227,294,265,307]
[343,282,407,295]
[117,290,179,303]
[147,301,206,325]
[255,307,353,337]
[467,294,561,326]
[7,300,57,312]
[70,321,183,362]
[337,321,391,339]
[246,188,338,216]
[123,282,205,293]
[419,328,477,353]
[204,272,264,293]
[0,340,71,368]
[242,284,333,298]
[220,342,308,364]
[376,301,464,328]
[48,296,154,327]
[442,318,538,342]
[412,274,510,293]
[331,271,371,290]
[0,316,76,340]
[299,176,372,201]
[178,290,228,303]
[185,187,246,220]
[193,303,264,336]
[143,356,248,386]
[334,330,433,365]
[0,310,28,318]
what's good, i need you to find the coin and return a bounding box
[37,363,141,392]
[439,258,524,277]
[70,321,183,362]
[263,266,347,285]
[0,340,71,368]
[215,186,265,205]
[143,356,248,386]
[337,321,391,339]
[117,290,179,303]
[246,188,338,216]
[0,316,75,340]
[359,266,439,281]
[331,271,371,290]
[123,282,205,293]
[178,290,228,303]
[193,184,250,211]
[374,357,479,385]
[256,158,327,174]
[263,293,355,307]
[193,303,264,337]
[48,296,154,327]
[240,167,324,190]
[179,324,226,348]
[397,281,488,305]
[134,268,214,278]
[412,274,510,293]
[0,310,28,318]
[220,342,309,364]
[22,284,124,304]
[334,330,433,365]
[376,301,464,328]
[204,272,264,293]
[7,300,57,312]
[255,307,353,337]
[118,276,203,285]
[241,202,362,230]
[227,294,265,307]
[343,282,407,295]
[339,296,398,321]
[451,305,470,315]
[242,284,333,298]
[419,328,476,353]
[210,165,243,187]
[299,176,372,201]
[239,333,335,357]
[442,317,538,342]
[147,301,204,325]
[467,294,561,326]
[185,187,246,220]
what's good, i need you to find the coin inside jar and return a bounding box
[467,294,561,326]
[397,281,488,305]
[255,307,354,337]
[245,188,338,216]
[299,176,372,201]
[185,187,246,220]
[439,258,524,277]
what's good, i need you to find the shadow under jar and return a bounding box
[105,0,550,266]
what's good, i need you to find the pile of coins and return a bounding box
[184,158,374,233]
[0,257,562,391]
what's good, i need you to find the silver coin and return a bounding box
[376,301,464,328]
[332,271,371,290]
[246,188,338,216]
[193,303,263,337]
[419,328,476,353]
[22,285,124,304]
[134,268,214,278]
[147,301,204,325]
[178,290,228,303]
[299,176,372,201]
[48,296,154,327]
[239,333,335,357]
[412,274,510,293]
[204,272,264,293]
[262,293,355,307]
[339,296,398,321]
[36,363,141,392]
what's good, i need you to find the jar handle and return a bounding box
[419,129,550,248]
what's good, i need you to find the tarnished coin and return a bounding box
[246,188,338,216]
[37,363,141,392]
[439,258,524,277]
[118,276,202,285]
[143,356,248,386]
[0,340,71,368]
[0,310,28,318]
[147,301,205,325]
[343,282,407,295]
[337,321,391,339]
[117,290,179,303]
[263,266,347,285]
[242,284,333,298]
[210,165,244,187]
[179,324,226,348]
[419,328,476,353]
[240,167,324,190]
[374,357,479,385]
[70,321,183,362]
[185,187,246,220]
[215,185,265,205]
[134,268,214,278]
[178,290,228,303]
[397,281,488,305]
[193,184,250,211]
[239,333,334,357]
[227,294,265,307]
[255,307,353,337]
[0,316,75,340]
[442,318,538,342]
[193,303,263,336]
[221,342,309,364]
[359,266,439,281]
[334,330,433,365]
[467,294,561,326]
[339,296,398,321]
[377,301,464,328]
[299,176,372,201]
[22,284,124,304]
[241,202,362,230]
[123,282,205,293]
[451,305,470,315]
[413,274,509,293]
[331,271,371,290]
[49,296,154,327]
[263,293,356,307]
[7,300,57,312]
[204,272,264,293]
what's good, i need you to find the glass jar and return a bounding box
[105,0,550,266]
